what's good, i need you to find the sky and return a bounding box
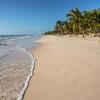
[0,0,100,35]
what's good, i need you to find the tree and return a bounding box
[45,7,100,37]
[55,20,64,35]
[63,21,69,35]
[67,7,82,34]
[83,9,100,35]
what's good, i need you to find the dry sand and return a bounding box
[24,36,100,100]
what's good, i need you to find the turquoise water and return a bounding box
[0,35,41,100]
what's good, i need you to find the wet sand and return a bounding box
[24,35,100,100]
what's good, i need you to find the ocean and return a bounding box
[0,35,41,100]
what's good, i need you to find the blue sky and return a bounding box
[0,0,100,35]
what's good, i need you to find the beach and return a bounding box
[24,35,100,100]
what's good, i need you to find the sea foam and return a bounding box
[17,46,36,100]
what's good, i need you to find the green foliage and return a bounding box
[45,7,100,37]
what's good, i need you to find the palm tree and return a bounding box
[80,16,87,37]
[45,7,100,36]
[63,21,69,35]
[92,9,100,34]
[67,7,82,34]
[55,20,64,35]
[83,9,100,35]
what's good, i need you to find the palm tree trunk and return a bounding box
[82,30,85,38]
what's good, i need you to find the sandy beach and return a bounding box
[24,35,100,100]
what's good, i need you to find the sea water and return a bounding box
[0,35,41,100]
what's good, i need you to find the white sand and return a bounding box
[24,36,100,100]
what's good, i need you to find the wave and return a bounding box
[16,46,36,100]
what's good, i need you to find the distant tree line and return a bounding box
[45,7,100,37]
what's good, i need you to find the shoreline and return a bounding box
[0,35,41,100]
[16,46,36,100]
[24,35,100,100]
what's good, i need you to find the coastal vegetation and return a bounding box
[45,7,100,37]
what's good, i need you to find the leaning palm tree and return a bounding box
[67,7,82,34]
